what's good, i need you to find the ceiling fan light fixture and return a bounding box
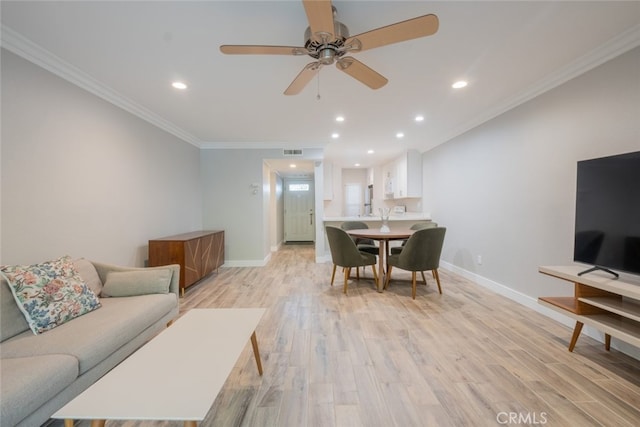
[220,3,438,95]
[319,48,336,65]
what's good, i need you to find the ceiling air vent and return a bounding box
[283,149,303,157]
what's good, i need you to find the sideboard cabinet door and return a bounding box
[149,230,224,295]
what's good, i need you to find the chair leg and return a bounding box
[412,271,417,299]
[356,266,360,280]
[420,271,427,285]
[331,264,337,286]
[371,264,379,288]
[433,269,443,294]
[344,267,351,294]
[384,265,393,290]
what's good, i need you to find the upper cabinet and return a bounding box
[384,150,422,199]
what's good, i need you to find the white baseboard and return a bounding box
[223,252,271,267]
[440,261,640,361]
[316,252,331,264]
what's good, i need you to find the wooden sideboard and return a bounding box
[148,230,224,296]
[538,265,640,352]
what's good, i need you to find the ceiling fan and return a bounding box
[220,0,439,95]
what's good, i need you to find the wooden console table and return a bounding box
[149,230,224,296]
[538,265,640,352]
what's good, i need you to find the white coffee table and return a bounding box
[52,308,265,427]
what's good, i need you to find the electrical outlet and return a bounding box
[477,255,483,265]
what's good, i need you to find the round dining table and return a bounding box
[346,228,414,292]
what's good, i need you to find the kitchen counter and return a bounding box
[323,213,431,222]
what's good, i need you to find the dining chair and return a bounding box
[390,221,437,255]
[339,221,379,255]
[326,226,379,294]
[384,227,446,299]
[389,221,437,283]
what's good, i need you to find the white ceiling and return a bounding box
[2,1,639,177]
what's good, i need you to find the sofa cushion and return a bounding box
[0,293,177,374]
[101,268,171,297]
[0,255,101,334]
[0,354,78,427]
[0,277,30,341]
[73,258,103,296]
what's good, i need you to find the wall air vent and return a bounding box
[283,149,303,156]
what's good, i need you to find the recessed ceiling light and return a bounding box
[354,163,360,167]
[331,133,340,139]
[367,149,375,154]
[396,132,405,139]
[290,164,297,168]
[452,80,468,89]
[335,116,345,122]
[415,115,424,122]
[172,81,188,90]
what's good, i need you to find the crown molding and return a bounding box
[199,141,328,150]
[3,21,638,154]
[432,23,640,150]
[1,25,202,148]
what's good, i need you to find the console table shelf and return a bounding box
[578,297,640,323]
[538,266,640,352]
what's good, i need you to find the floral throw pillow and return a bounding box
[0,255,101,334]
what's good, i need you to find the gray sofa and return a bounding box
[0,259,180,427]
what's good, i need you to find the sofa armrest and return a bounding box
[90,262,180,297]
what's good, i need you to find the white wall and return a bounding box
[200,148,323,266]
[423,47,639,355]
[1,50,203,266]
[200,149,267,265]
[269,171,284,251]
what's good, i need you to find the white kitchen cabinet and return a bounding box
[367,167,374,186]
[384,150,422,199]
[383,162,395,200]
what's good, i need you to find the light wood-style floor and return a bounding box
[65,244,640,426]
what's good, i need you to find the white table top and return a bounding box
[53,308,265,422]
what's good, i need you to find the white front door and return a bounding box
[284,179,315,242]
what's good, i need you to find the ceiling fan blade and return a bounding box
[345,14,439,52]
[284,62,321,95]
[336,57,387,90]
[303,0,335,42]
[220,45,307,55]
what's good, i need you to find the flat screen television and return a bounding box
[574,151,640,277]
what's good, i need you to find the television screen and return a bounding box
[574,151,640,276]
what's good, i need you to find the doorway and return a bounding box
[284,179,315,242]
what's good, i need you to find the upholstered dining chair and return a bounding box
[390,221,437,255]
[326,226,379,294]
[384,227,446,299]
[340,221,379,255]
